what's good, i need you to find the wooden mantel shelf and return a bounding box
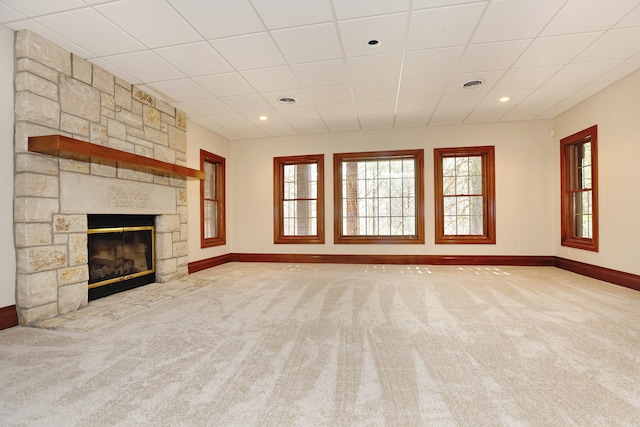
[28,135,205,180]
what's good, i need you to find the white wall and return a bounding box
[0,24,15,307]
[186,120,231,263]
[553,68,640,275]
[229,120,556,257]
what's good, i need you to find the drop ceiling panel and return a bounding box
[316,103,358,119]
[166,0,264,39]
[347,54,402,83]
[402,47,464,78]
[352,81,398,102]
[0,0,83,16]
[305,85,354,105]
[271,23,342,64]
[290,119,329,135]
[278,106,322,121]
[89,58,141,84]
[513,33,603,68]
[465,88,534,123]
[102,51,185,83]
[291,60,350,88]
[151,79,211,102]
[398,76,451,98]
[573,27,640,62]
[356,99,396,115]
[210,33,286,70]
[412,0,486,10]
[0,3,24,22]
[541,0,640,36]
[338,13,408,57]
[616,5,640,28]
[457,40,531,73]
[396,96,440,115]
[333,0,410,19]
[544,60,622,87]
[430,92,485,125]
[471,0,564,43]
[180,98,234,116]
[493,66,562,90]
[5,19,94,57]
[407,3,485,50]
[193,73,256,98]
[35,9,145,57]
[95,0,201,49]
[250,0,333,30]
[190,116,240,140]
[501,85,581,121]
[323,116,361,132]
[155,42,233,77]
[360,115,395,130]
[240,66,301,93]
[220,93,271,113]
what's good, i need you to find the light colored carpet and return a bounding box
[1,263,639,426]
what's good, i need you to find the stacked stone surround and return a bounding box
[13,30,190,326]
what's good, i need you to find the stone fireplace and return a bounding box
[13,30,199,326]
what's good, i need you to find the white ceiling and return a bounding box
[2,0,640,140]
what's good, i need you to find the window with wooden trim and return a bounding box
[200,150,225,247]
[561,125,598,251]
[333,149,424,244]
[434,146,496,244]
[274,154,324,244]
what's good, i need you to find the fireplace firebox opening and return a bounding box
[87,215,156,301]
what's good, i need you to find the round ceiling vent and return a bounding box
[278,96,297,104]
[462,80,484,89]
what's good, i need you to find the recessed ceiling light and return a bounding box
[462,80,484,89]
[366,39,380,48]
[278,96,296,104]
[499,96,510,103]
[259,115,268,121]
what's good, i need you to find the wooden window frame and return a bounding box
[333,149,425,244]
[434,146,496,244]
[560,125,599,252]
[273,154,325,244]
[200,150,226,248]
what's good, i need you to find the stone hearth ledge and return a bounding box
[32,272,219,332]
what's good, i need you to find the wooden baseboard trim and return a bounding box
[188,253,234,274]
[231,253,556,266]
[0,305,18,331]
[555,257,640,291]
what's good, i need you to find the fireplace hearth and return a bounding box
[88,215,156,300]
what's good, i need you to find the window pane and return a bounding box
[204,200,216,238]
[469,156,482,175]
[341,156,417,237]
[275,155,324,243]
[443,176,456,195]
[456,196,470,215]
[469,176,483,194]
[456,176,469,194]
[435,147,495,243]
[444,196,456,216]
[442,157,456,177]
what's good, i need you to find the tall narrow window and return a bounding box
[274,154,324,244]
[200,150,225,247]
[434,146,496,244]
[561,125,598,251]
[333,150,425,244]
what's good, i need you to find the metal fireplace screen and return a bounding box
[87,223,155,291]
